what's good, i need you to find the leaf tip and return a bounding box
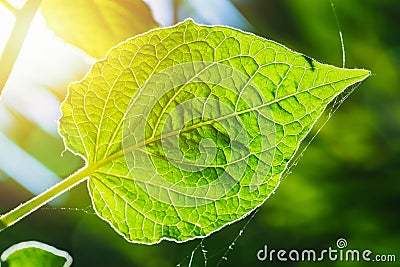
[355,68,372,84]
[359,68,372,79]
[341,67,371,84]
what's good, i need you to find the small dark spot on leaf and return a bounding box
[302,55,315,71]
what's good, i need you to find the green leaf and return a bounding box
[0,241,72,267]
[59,19,370,244]
[41,0,158,58]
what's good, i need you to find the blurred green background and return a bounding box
[0,0,398,266]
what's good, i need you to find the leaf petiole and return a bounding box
[0,166,91,232]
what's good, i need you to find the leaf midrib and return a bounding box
[86,73,367,178]
[99,53,296,161]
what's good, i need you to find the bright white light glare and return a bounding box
[0,5,15,53]
[12,11,94,85]
[0,6,91,195]
[1,10,93,135]
[7,0,26,9]
[0,132,61,195]
[2,84,61,135]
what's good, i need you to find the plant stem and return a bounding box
[0,0,41,95]
[0,166,91,232]
[0,0,17,14]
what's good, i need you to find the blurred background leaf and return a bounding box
[41,0,158,58]
[1,241,72,267]
[0,0,399,266]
